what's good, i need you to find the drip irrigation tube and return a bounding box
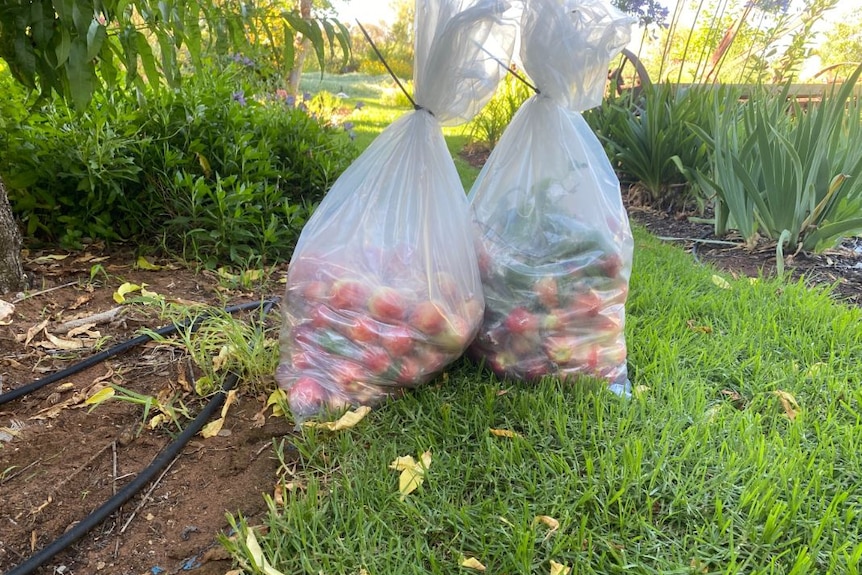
[4,299,277,575]
[0,299,273,406]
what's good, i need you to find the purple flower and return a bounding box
[348,131,356,141]
[298,102,308,113]
[343,121,355,131]
[303,91,312,101]
[286,94,296,107]
[354,101,365,110]
[232,90,247,106]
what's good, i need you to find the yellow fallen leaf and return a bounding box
[550,560,571,575]
[490,428,520,438]
[140,285,161,300]
[460,557,486,571]
[390,451,431,500]
[85,386,115,405]
[304,406,371,431]
[245,527,286,575]
[711,274,732,290]
[136,256,163,270]
[0,299,13,325]
[533,515,560,533]
[266,389,288,417]
[200,389,238,438]
[113,282,142,303]
[774,390,800,420]
[149,413,167,429]
[633,385,650,397]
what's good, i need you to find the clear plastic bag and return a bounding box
[277,0,516,422]
[467,0,635,394]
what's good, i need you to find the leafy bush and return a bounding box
[0,64,357,265]
[599,84,712,208]
[678,65,862,266]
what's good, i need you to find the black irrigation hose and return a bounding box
[0,299,273,406]
[4,299,277,575]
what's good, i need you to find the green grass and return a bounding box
[300,72,481,190]
[220,74,862,574]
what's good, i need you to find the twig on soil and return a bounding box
[52,442,112,495]
[11,281,79,304]
[0,458,42,486]
[656,236,741,247]
[112,440,118,497]
[119,455,180,534]
[54,306,124,334]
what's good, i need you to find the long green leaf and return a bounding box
[67,37,95,111]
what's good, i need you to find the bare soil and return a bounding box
[1,254,292,575]
[1,187,860,575]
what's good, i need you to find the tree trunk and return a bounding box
[0,175,26,295]
[287,0,313,93]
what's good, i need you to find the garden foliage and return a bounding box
[0,64,357,265]
[678,65,862,261]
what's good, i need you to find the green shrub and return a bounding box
[0,64,357,265]
[599,84,712,208]
[679,66,862,265]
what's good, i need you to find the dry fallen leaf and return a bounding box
[533,515,560,533]
[24,319,49,347]
[550,560,571,575]
[200,389,239,438]
[245,527,286,575]
[460,557,486,571]
[66,323,100,338]
[31,254,69,264]
[0,299,14,325]
[39,332,86,350]
[774,390,801,420]
[212,345,235,372]
[390,451,432,500]
[304,406,372,431]
[67,294,93,311]
[711,274,732,290]
[686,319,713,334]
[489,428,520,438]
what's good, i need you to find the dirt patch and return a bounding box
[3,183,861,575]
[1,252,292,575]
[624,197,862,308]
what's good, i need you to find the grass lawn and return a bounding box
[226,74,862,575]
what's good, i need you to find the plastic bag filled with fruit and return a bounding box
[277,0,517,423]
[467,0,636,394]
